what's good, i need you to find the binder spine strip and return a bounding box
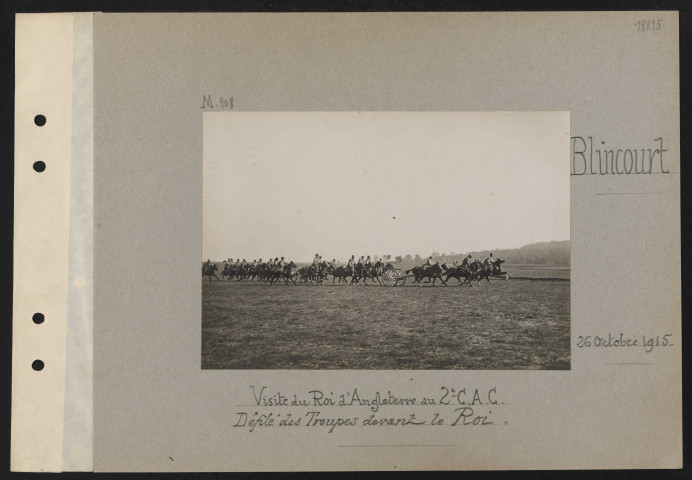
[12,13,75,472]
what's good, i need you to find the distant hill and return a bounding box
[391,240,570,267]
[462,240,570,266]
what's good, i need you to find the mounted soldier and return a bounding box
[484,253,495,271]
[372,258,384,276]
[424,256,438,270]
[202,260,219,281]
[461,254,472,271]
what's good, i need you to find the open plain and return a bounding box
[202,265,570,370]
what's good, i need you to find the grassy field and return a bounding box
[202,266,570,370]
[499,264,570,280]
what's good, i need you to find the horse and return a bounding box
[469,260,495,285]
[263,264,285,284]
[220,264,233,281]
[281,262,300,284]
[266,262,298,285]
[356,260,387,285]
[238,264,253,281]
[490,258,511,279]
[302,262,328,284]
[318,261,334,283]
[350,263,369,285]
[246,265,262,281]
[332,265,353,283]
[405,263,448,286]
[202,263,219,282]
[254,264,267,282]
[467,258,510,285]
[443,264,474,286]
[296,266,311,282]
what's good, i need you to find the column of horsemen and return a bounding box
[202,252,507,285]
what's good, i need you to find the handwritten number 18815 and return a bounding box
[635,19,662,31]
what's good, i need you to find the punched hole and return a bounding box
[32,360,44,371]
[33,161,46,172]
[34,115,46,126]
[32,313,44,324]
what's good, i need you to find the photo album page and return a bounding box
[12,11,681,471]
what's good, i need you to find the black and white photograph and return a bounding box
[202,111,570,370]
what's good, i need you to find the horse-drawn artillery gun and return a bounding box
[381,265,408,286]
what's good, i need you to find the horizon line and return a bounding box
[205,238,570,263]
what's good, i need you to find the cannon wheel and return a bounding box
[382,269,398,286]
[395,269,408,286]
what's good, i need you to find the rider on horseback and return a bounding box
[425,256,438,270]
[312,254,322,276]
[352,256,363,276]
[461,254,472,270]
[484,253,495,271]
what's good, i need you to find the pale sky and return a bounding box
[203,112,569,262]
